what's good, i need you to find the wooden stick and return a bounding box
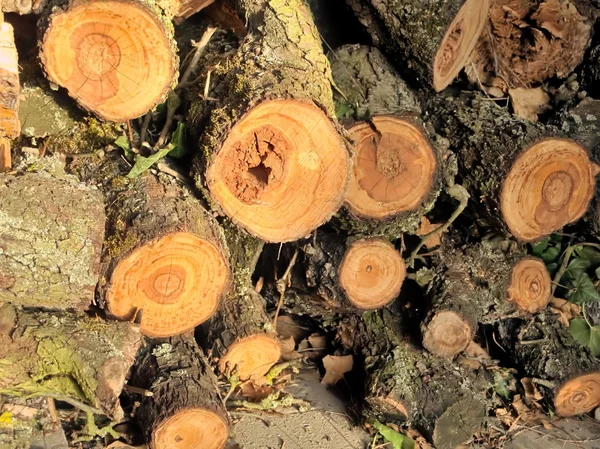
[0,137,10,173]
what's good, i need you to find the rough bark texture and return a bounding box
[1,0,49,14]
[340,310,490,448]
[581,43,600,99]
[130,335,228,446]
[0,21,19,139]
[0,304,141,420]
[0,166,105,309]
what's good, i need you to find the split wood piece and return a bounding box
[495,313,600,417]
[0,303,141,420]
[341,310,490,448]
[131,335,228,449]
[345,0,490,91]
[467,0,596,93]
[207,225,281,383]
[422,240,551,358]
[39,0,178,122]
[0,21,19,142]
[191,0,350,243]
[302,233,406,311]
[0,169,105,309]
[100,172,230,338]
[427,93,599,242]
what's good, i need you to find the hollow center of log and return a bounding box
[154,408,229,449]
[554,372,600,416]
[374,133,408,180]
[542,171,573,211]
[76,33,121,81]
[222,125,286,205]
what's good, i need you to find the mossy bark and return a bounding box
[0,169,105,310]
[0,304,141,420]
[341,310,490,447]
[130,334,228,445]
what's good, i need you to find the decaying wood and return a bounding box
[0,166,105,309]
[345,0,490,91]
[0,303,141,420]
[131,335,229,449]
[191,0,350,243]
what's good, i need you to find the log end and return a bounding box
[501,139,597,241]
[339,238,405,309]
[219,334,281,382]
[345,116,437,221]
[106,232,230,338]
[506,257,551,313]
[206,99,350,242]
[554,372,600,417]
[422,311,472,358]
[432,0,490,91]
[153,408,229,449]
[40,0,177,121]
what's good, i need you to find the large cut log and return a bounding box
[467,0,596,93]
[191,0,351,243]
[130,335,229,449]
[39,0,178,122]
[495,313,600,416]
[329,45,442,237]
[427,93,600,242]
[97,169,230,338]
[341,310,490,449]
[0,168,105,309]
[0,303,141,420]
[345,0,490,91]
[422,239,551,358]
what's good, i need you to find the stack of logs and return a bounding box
[1,0,600,448]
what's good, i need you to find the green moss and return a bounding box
[104,229,139,259]
[46,118,122,154]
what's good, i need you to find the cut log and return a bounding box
[206,225,281,383]
[191,0,350,243]
[340,310,490,448]
[427,93,599,241]
[39,0,178,122]
[0,169,105,309]
[422,240,551,358]
[329,45,442,237]
[0,20,19,140]
[467,0,596,93]
[131,335,229,449]
[495,313,600,416]
[99,170,231,338]
[302,233,406,311]
[345,0,490,91]
[0,303,141,420]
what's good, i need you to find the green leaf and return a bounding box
[541,245,560,264]
[570,318,591,346]
[550,233,563,243]
[371,421,415,449]
[493,371,514,400]
[114,135,134,159]
[564,258,592,281]
[595,266,600,280]
[546,262,559,277]
[415,268,435,288]
[574,246,600,265]
[168,122,188,159]
[589,326,600,357]
[531,237,550,257]
[568,273,600,304]
[126,145,174,179]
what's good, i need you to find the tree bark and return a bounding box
[581,43,600,99]
[38,0,178,121]
[494,312,600,417]
[130,335,229,449]
[345,0,490,91]
[341,310,490,449]
[190,0,351,243]
[329,45,443,237]
[426,93,599,242]
[1,0,49,14]
[0,304,141,420]
[0,169,105,310]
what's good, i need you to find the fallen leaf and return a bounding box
[521,377,543,401]
[550,296,581,327]
[464,341,490,359]
[240,382,274,401]
[307,334,327,359]
[417,217,442,248]
[321,355,353,386]
[279,336,302,361]
[407,428,435,449]
[456,355,482,370]
[509,87,550,122]
[275,315,312,342]
[511,394,549,427]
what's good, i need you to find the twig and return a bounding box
[273,249,299,329]
[42,393,104,416]
[520,338,545,346]
[47,397,59,424]
[177,26,217,90]
[155,92,181,149]
[140,111,152,147]
[407,184,470,267]
[39,137,50,158]
[123,384,154,397]
[531,377,556,389]
[126,120,134,147]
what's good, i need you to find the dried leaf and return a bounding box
[511,394,549,426]
[275,315,311,342]
[407,429,435,449]
[279,336,302,361]
[417,217,442,248]
[509,87,550,122]
[307,333,327,359]
[240,382,274,401]
[464,341,490,359]
[321,355,353,386]
[521,378,543,401]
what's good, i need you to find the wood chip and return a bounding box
[509,87,551,122]
[417,217,442,248]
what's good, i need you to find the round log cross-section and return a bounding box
[39,0,177,121]
[205,100,350,242]
[554,373,600,417]
[501,139,597,241]
[345,117,437,221]
[506,257,552,313]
